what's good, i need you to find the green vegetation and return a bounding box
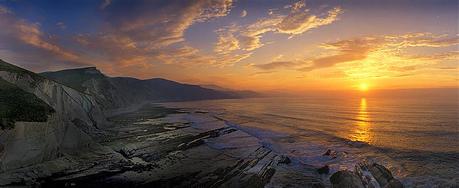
[40,67,106,92]
[0,78,54,129]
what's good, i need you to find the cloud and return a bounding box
[0,5,11,14]
[388,65,417,72]
[14,21,78,60]
[277,7,342,36]
[289,0,306,13]
[104,0,233,48]
[0,7,80,70]
[240,10,247,17]
[68,0,236,74]
[406,51,459,62]
[214,1,343,54]
[56,22,66,30]
[100,0,112,9]
[385,33,459,48]
[254,61,301,70]
[300,37,380,71]
[299,33,458,71]
[250,32,457,75]
[214,24,240,54]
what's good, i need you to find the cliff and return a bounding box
[0,60,107,172]
[41,67,250,114]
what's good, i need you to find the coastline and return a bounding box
[0,104,400,187]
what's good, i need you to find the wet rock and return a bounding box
[385,179,404,188]
[330,170,364,188]
[323,149,338,159]
[277,155,291,164]
[317,165,330,174]
[177,139,205,150]
[243,168,276,188]
[369,163,394,186]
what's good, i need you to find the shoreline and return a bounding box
[0,104,401,187]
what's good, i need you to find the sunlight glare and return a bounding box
[359,83,369,91]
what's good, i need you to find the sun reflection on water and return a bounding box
[350,98,373,143]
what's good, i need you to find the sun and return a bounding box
[359,83,369,91]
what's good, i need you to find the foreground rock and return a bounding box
[330,170,365,188]
[0,106,328,187]
[330,162,404,188]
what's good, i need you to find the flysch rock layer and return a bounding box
[0,70,109,172]
[0,103,403,187]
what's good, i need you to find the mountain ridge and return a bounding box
[40,66,256,113]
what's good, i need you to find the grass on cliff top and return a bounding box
[40,67,107,93]
[0,78,55,129]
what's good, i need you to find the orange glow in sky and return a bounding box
[0,0,457,92]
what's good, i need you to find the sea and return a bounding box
[163,89,459,187]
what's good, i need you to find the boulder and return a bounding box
[317,165,330,174]
[385,179,404,188]
[369,163,394,186]
[330,170,364,188]
[276,155,291,165]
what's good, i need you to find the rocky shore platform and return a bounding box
[0,104,403,187]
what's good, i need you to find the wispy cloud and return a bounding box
[0,7,81,70]
[71,0,236,74]
[254,61,301,70]
[300,37,380,71]
[100,0,112,9]
[240,10,247,17]
[56,22,66,30]
[214,1,343,54]
[299,33,459,72]
[0,5,11,14]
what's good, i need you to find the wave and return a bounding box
[216,114,459,187]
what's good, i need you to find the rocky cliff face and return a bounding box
[0,60,255,173]
[41,67,248,114]
[0,60,107,172]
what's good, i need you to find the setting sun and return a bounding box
[359,83,369,91]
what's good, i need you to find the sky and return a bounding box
[0,0,457,92]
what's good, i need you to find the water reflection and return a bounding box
[350,98,373,143]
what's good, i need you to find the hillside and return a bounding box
[41,67,251,112]
[0,78,54,129]
[0,59,257,174]
[0,59,106,172]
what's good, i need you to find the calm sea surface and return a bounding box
[163,93,459,187]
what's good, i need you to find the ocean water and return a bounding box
[163,92,459,187]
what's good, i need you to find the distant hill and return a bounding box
[200,84,260,98]
[40,67,254,111]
